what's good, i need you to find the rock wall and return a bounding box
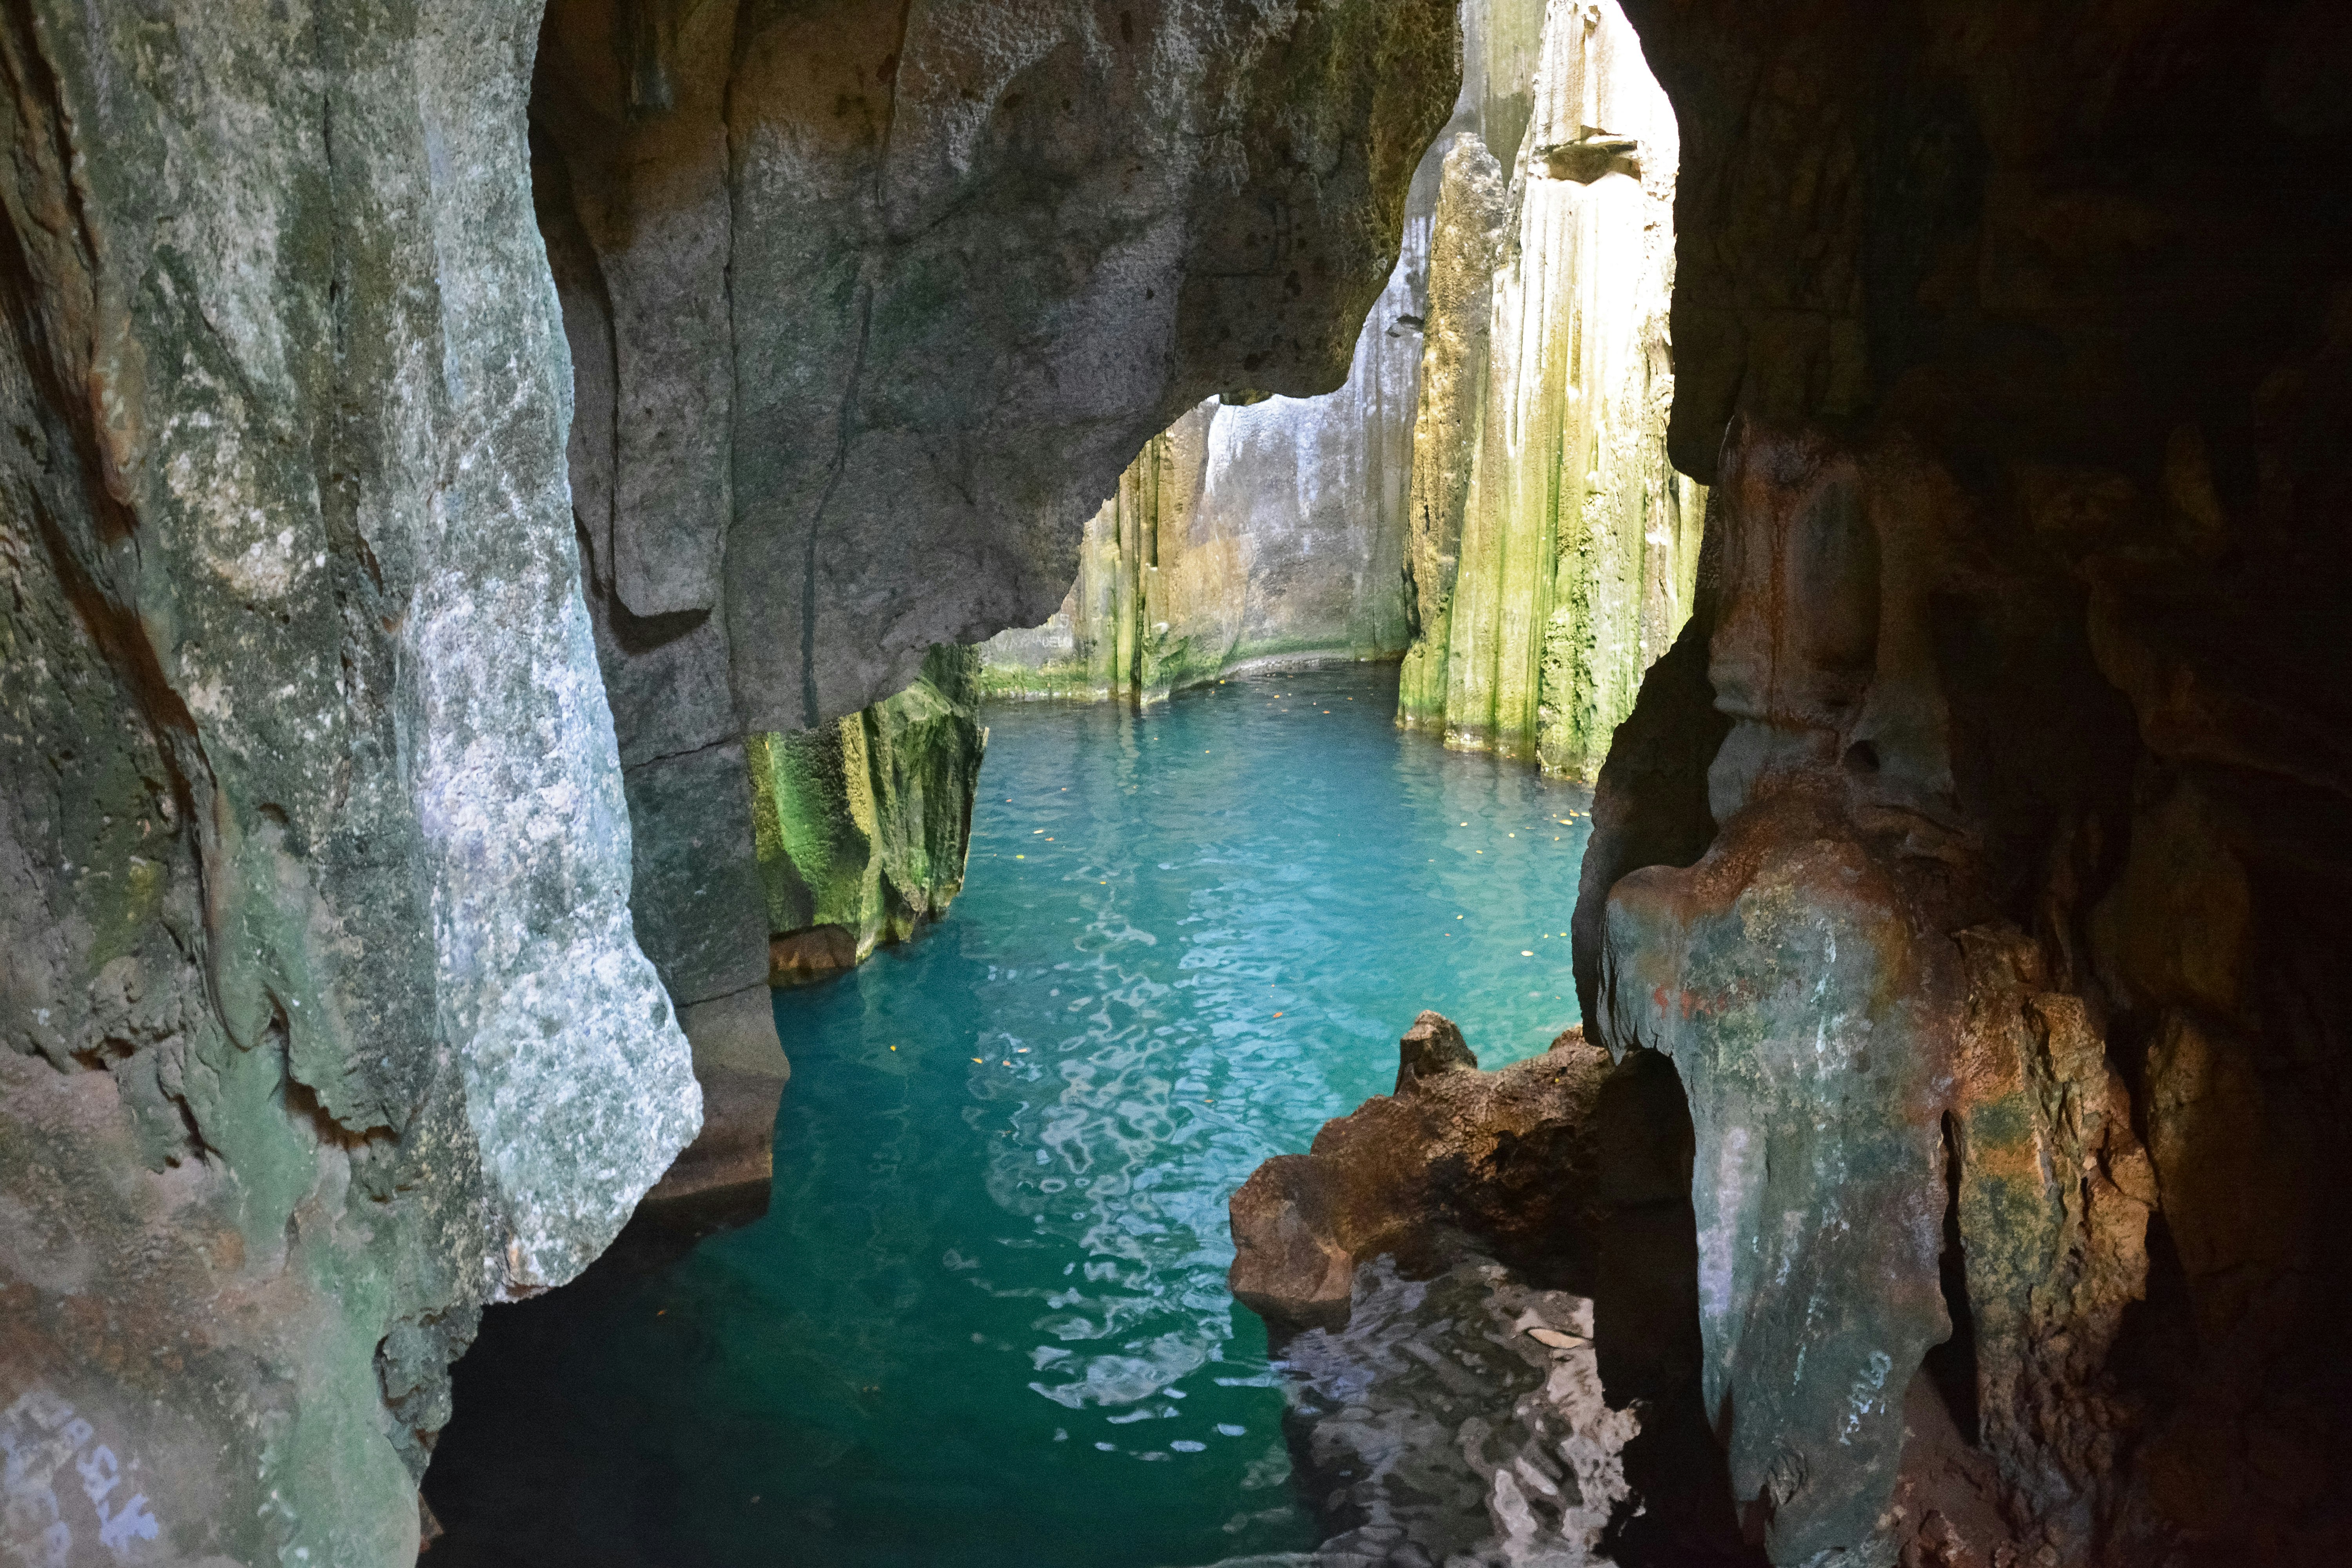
[975,122,1448,707]
[0,0,1456,1559]
[753,645,985,985]
[0,4,697,1564]
[1397,0,1702,782]
[973,324,1420,701]
[1577,2,2352,1562]
[532,0,1459,1067]
[532,0,1454,731]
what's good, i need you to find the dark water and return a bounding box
[425,664,1596,1568]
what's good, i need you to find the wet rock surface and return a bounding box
[1576,1,2352,1558]
[1229,1013,1613,1326]
[1275,1258,1637,1568]
[1229,1013,1696,1566]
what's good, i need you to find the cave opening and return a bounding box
[9,0,2352,1563]
[420,0,1708,1561]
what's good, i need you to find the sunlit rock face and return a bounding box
[1398,0,1701,781]
[532,0,1458,1069]
[751,645,986,982]
[0,4,696,1564]
[1581,1,2352,1561]
[973,309,1421,700]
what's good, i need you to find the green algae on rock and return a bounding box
[750,646,987,983]
[1397,0,1702,782]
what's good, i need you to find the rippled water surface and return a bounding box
[427,664,1595,1568]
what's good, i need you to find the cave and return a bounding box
[2,1,2348,1566]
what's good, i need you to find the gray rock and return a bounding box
[0,4,694,1562]
[1276,1256,1638,1566]
[534,0,1460,735]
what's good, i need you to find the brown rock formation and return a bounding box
[1228,1011,1613,1326]
[1576,2,2352,1561]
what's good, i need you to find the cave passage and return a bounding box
[423,664,1599,1567]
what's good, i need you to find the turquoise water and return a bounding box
[426,664,1596,1568]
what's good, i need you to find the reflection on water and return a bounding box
[425,665,1595,1568]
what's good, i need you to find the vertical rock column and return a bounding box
[1580,421,2160,1564]
[1399,0,1700,780]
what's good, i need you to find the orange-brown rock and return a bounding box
[1227,1011,1613,1327]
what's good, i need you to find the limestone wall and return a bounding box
[751,647,987,982]
[1398,0,1701,781]
[976,225,1428,702]
[0,5,697,1563]
[1573,0,2352,1561]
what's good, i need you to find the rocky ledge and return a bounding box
[1227,1013,1648,1566]
[1229,1011,1613,1327]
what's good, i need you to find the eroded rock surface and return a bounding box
[1577,2,2352,1558]
[1397,0,1701,780]
[1229,1013,1643,1566]
[1278,1258,1638,1568]
[532,0,1457,729]
[1229,1013,1613,1326]
[751,644,986,983]
[0,3,696,1562]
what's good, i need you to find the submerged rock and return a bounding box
[1277,1256,1639,1567]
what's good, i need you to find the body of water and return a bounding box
[426,664,1597,1567]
